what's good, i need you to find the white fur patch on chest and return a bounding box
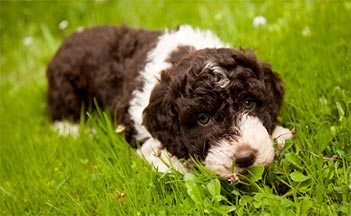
[129,25,229,143]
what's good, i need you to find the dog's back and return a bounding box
[46,25,161,144]
[47,25,161,121]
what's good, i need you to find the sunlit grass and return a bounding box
[1,0,350,215]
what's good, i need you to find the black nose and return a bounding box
[234,146,256,168]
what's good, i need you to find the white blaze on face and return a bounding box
[203,114,275,179]
[204,61,230,88]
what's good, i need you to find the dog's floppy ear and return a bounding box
[142,70,188,159]
[260,62,285,131]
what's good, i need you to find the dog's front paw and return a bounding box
[52,121,79,137]
[272,126,296,153]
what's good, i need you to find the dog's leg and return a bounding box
[272,126,295,153]
[52,121,80,137]
[136,138,190,173]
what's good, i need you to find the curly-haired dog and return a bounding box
[47,25,294,181]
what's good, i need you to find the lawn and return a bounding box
[0,0,350,215]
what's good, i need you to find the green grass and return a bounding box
[1,0,350,215]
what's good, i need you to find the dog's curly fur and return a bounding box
[47,25,293,179]
[143,48,284,160]
[47,25,161,147]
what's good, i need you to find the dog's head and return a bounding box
[143,48,284,179]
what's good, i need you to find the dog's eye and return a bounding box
[198,114,211,125]
[243,98,255,110]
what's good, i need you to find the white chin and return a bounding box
[202,114,275,179]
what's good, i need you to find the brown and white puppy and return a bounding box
[47,25,293,180]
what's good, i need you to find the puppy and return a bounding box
[47,25,293,180]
